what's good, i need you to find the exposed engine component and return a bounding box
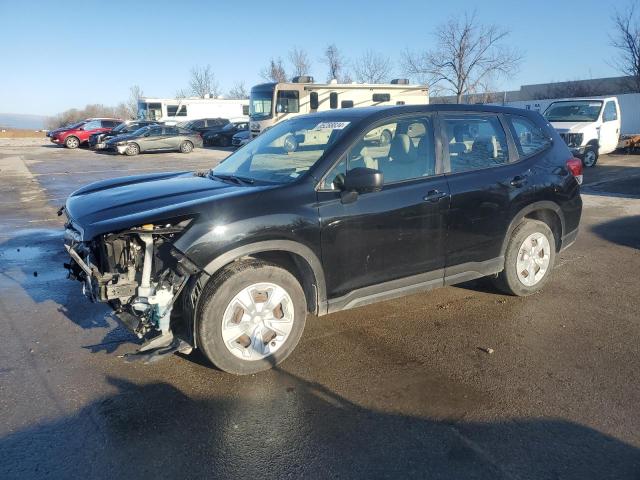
[64,219,200,341]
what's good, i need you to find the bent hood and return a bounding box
[65,171,257,240]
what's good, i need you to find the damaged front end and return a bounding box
[63,215,201,357]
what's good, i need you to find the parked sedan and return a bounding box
[204,121,249,147]
[89,120,161,149]
[50,118,123,148]
[178,118,229,135]
[231,129,251,148]
[105,125,203,156]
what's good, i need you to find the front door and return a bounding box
[599,100,620,154]
[318,114,449,300]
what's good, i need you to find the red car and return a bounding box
[50,118,123,149]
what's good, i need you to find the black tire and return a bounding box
[196,259,307,375]
[582,145,598,168]
[124,143,140,156]
[180,140,194,153]
[492,219,556,296]
[64,136,80,149]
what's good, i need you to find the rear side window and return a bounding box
[276,90,300,113]
[508,115,551,157]
[441,114,509,173]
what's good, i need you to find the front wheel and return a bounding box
[492,219,556,296]
[180,140,194,153]
[582,145,598,167]
[65,136,80,149]
[197,260,307,375]
[125,143,140,156]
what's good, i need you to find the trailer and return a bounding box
[249,77,429,137]
[138,97,249,124]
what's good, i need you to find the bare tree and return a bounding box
[175,88,189,99]
[353,50,393,83]
[322,44,351,83]
[189,64,220,98]
[611,2,640,92]
[228,81,249,99]
[288,47,311,78]
[260,57,288,82]
[402,12,522,103]
[125,85,143,119]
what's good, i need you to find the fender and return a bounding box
[499,201,566,257]
[202,239,327,312]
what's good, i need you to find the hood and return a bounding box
[105,132,138,143]
[65,171,259,240]
[549,121,595,133]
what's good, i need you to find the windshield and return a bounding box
[250,88,274,120]
[65,121,84,129]
[111,123,130,133]
[211,116,352,184]
[222,123,235,131]
[544,101,603,122]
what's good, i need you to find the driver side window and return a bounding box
[321,115,436,190]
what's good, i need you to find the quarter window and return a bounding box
[508,115,551,157]
[603,101,618,122]
[276,90,300,114]
[442,115,509,173]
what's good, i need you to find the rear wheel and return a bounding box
[64,136,80,149]
[582,145,598,167]
[197,260,307,375]
[180,140,194,153]
[125,143,140,156]
[492,219,556,296]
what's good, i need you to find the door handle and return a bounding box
[423,190,448,202]
[510,175,528,187]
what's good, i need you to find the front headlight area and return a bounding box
[65,217,200,339]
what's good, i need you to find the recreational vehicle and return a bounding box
[249,77,428,137]
[138,97,249,125]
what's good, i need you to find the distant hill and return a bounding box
[0,113,48,130]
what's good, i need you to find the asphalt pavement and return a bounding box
[1,139,639,479]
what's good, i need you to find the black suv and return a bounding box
[62,105,582,375]
[179,118,229,136]
[88,120,161,149]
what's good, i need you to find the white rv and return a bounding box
[138,97,249,125]
[249,77,429,137]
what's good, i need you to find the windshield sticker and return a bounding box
[313,121,350,130]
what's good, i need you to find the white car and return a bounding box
[543,97,621,167]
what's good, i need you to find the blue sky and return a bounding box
[0,0,626,116]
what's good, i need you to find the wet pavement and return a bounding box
[1,140,639,478]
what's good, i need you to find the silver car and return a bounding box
[105,125,203,156]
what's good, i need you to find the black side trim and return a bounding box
[560,227,579,251]
[325,269,444,314]
[443,257,504,286]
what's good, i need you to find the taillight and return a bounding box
[566,157,583,185]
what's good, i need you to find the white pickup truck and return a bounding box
[543,97,621,167]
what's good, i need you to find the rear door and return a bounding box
[440,112,537,282]
[318,113,449,300]
[599,100,620,154]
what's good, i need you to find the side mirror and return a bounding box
[343,167,383,193]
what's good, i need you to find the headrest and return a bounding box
[389,134,412,162]
[472,136,497,158]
